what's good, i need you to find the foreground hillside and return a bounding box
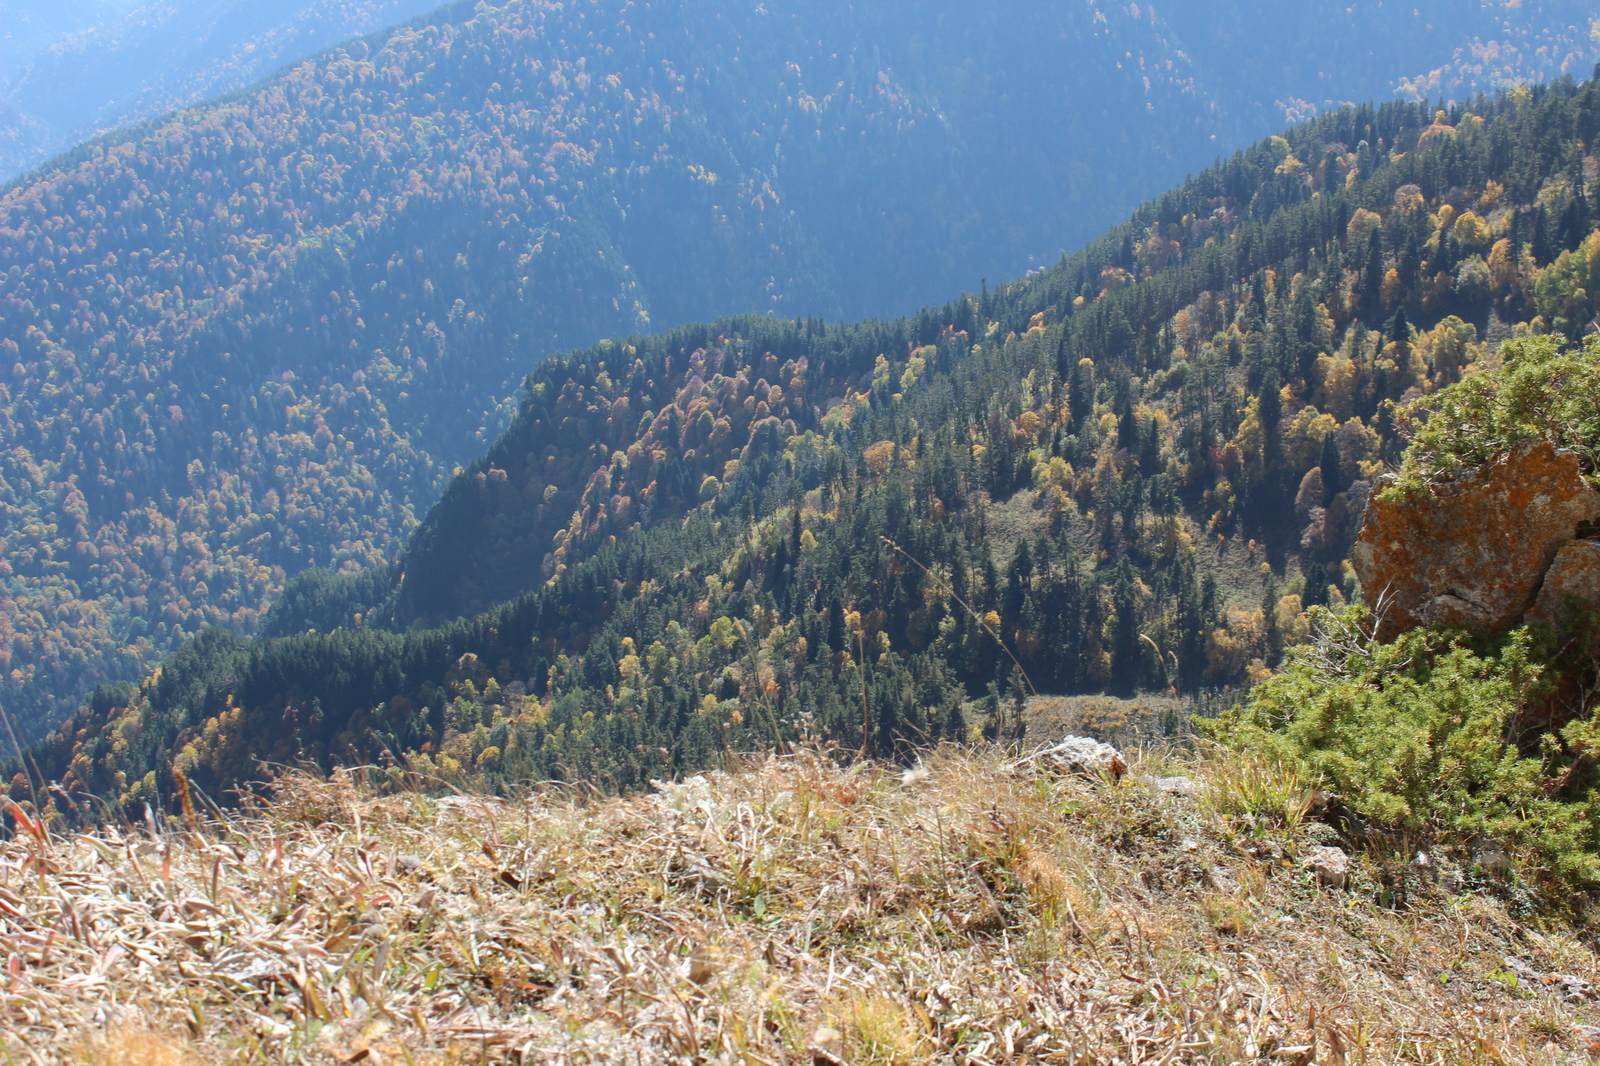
[6,746,1596,1064]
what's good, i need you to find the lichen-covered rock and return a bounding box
[1526,538,1600,634]
[1353,441,1600,638]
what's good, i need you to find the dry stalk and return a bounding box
[881,536,1036,696]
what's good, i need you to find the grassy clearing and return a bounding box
[3,747,1598,1064]
[1023,693,1190,746]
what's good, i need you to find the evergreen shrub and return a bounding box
[1213,604,1600,888]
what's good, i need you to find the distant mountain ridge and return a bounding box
[0,0,444,180]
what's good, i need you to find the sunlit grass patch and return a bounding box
[0,744,1594,1063]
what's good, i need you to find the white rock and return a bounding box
[1153,775,1199,797]
[1037,735,1127,780]
[1305,845,1351,889]
[1556,973,1596,1003]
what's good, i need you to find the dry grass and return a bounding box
[3,748,1599,1064]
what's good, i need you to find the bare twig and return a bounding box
[881,537,1037,696]
[0,702,41,814]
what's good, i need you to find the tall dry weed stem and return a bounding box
[0,747,1593,1063]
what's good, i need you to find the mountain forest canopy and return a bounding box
[3,0,1600,748]
[3,0,1198,742]
[24,74,1600,823]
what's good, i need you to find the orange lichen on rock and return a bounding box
[1353,441,1600,639]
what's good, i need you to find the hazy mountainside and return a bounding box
[27,78,1600,818]
[0,0,143,79]
[0,0,444,181]
[0,0,1212,743]
[2,0,1599,750]
[5,1,1599,189]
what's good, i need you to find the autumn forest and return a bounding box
[0,0,1599,820]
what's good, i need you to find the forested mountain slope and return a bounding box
[1160,1,1600,122]
[0,0,1203,742]
[26,78,1600,818]
[2,0,1598,746]
[0,0,143,85]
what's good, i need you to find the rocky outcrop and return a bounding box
[1504,956,1596,1004]
[1353,441,1600,639]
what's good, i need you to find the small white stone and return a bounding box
[1304,845,1351,889]
[1037,735,1126,780]
[1472,842,1513,876]
[1152,774,1199,797]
